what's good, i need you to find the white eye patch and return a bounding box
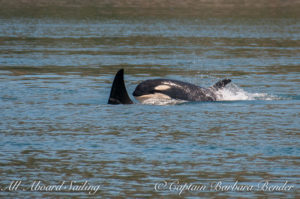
[154,85,171,91]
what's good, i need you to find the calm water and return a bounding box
[0,9,300,198]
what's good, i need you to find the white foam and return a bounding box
[141,98,187,105]
[215,83,278,101]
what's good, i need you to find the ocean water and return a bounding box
[0,8,300,198]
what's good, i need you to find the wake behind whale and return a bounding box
[215,83,279,102]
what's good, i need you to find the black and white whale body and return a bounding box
[108,69,231,105]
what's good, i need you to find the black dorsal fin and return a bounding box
[212,79,231,90]
[108,69,133,104]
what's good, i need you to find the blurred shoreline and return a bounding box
[1,0,300,8]
[1,0,300,18]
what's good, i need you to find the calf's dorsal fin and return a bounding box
[212,79,231,90]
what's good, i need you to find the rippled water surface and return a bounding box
[0,5,300,198]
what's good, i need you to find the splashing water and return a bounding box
[216,83,278,101]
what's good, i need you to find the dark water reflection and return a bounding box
[0,2,300,198]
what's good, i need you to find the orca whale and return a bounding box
[108,69,231,105]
